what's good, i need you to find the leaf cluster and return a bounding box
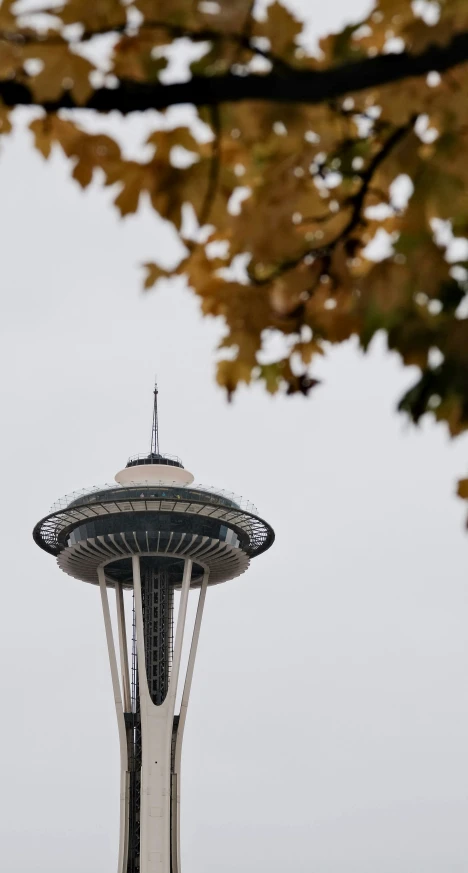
[2,0,468,513]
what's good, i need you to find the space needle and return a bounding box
[33,385,274,873]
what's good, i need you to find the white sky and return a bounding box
[1,1,468,872]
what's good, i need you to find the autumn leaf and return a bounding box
[216,358,253,400]
[0,39,22,81]
[58,0,127,31]
[4,0,468,531]
[112,31,169,82]
[318,23,366,65]
[30,115,83,160]
[257,1,303,58]
[135,0,196,27]
[30,116,56,158]
[292,338,324,365]
[258,363,282,394]
[143,262,171,289]
[70,134,121,188]
[0,102,11,136]
[24,45,95,104]
[0,0,18,29]
[146,127,202,162]
[197,0,255,34]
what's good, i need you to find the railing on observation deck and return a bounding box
[126,452,183,467]
[50,482,259,516]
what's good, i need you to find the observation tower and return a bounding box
[33,385,274,873]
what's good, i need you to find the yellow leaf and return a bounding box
[259,363,282,394]
[216,358,253,399]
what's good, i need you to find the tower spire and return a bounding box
[151,380,160,456]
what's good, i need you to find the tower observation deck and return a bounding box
[33,384,274,873]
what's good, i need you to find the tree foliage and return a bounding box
[2,0,468,511]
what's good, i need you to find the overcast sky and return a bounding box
[1,2,468,872]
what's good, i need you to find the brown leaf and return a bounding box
[29,114,82,160]
[0,39,22,80]
[0,0,18,29]
[24,44,95,104]
[58,0,127,30]
[112,31,169,82]
[216,358,253,400]
[143,262,171,289]
[0,103,11,136]
[30,116,54,158]
[457,478,468,500]
[257,1,303,58]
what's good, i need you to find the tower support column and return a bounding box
[171,571,209,873]
[132,555,192,873]
[98,568,130,873]
[98,556,212,873]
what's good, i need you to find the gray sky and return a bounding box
[1,2,468,872]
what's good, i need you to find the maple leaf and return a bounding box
[257,1,303,59]
[24,44,95,105]
[146,127,202,161]
[196,0,255,34]
[0,0,17,29]
[30,116,56,158]
[143,262,171,289]
[0,102,11,136]
[58,0,127,31]
[112,31,169,82]
[216,358,253,400]
[0,40,23,81]
[29,114,81,159]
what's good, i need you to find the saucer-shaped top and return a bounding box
[115,463,194,487]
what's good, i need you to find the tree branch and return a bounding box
[248,120,413,285]
[0,20,290,71]
[1,31,468,113]
[198,104,221,227]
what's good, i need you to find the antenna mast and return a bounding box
[151,381,160,455]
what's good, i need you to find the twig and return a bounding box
[198,104,221,228]
[0,18,293,73]
[248,120,413,284]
